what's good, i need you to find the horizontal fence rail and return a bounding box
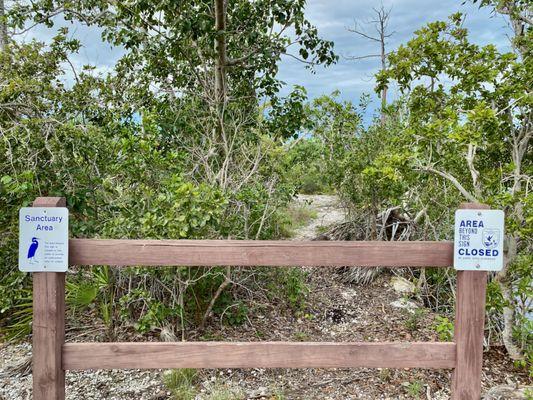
[62,342,457,370]
[69,239,453,267]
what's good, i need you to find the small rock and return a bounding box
[483,384,531,399]
[391,276,416,294]
[390,298,419,311]
[247,386,269,398]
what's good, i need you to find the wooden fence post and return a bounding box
[451,202,489,400]
[32,197,66,400]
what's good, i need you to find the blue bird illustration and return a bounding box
[27,237,39,263]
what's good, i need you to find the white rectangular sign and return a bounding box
[18,207,69,272]
[454,209,504,271]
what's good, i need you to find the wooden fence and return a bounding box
[31,197,488,400]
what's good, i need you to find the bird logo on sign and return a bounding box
[27,237,39,264]
[482,229,499,249]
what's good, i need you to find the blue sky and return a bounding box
[27,0,513,119]
[276,0,513,119]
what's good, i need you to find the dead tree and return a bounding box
[346,5,394,122]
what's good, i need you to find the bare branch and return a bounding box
[344,54,382,61]
[419,166,478,203]
[346,25,381,42]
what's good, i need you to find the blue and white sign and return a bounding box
[454,209,504,271]
[18,207,69,272]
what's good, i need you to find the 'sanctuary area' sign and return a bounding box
[19,207,69,272]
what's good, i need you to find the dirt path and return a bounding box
[292,194,346,240]
[1,195,530,399]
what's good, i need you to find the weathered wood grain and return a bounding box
[62,342,456,370]
[32,197,66,400]
[69,239,453,267]
[451,202,489,400]
[33,197,66,208]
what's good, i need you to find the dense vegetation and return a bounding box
[0,0,531,377]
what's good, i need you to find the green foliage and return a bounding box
[376,13,531,213]
[284,138,331,194]
[118,288,180,333]
[213,298,249,327]
[1,0,327,337]
[66,282,98,310]
[293,331,310,341]
[271,389,287,400]
[403,380,424,398]
[301,93,417,235]
[433,315,454,341]
[374,11,532,359]
[510,254,533,374]
[0,0,530,375]
[11,0,337,102]
[66,267,113,314]
[163,370,246,400]
[486,280,506,316]
[281,268,309,312]
[0,30,297,338]
[1,296,32,341]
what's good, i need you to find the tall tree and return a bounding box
[10,0,336,105]
[10,0,337,190]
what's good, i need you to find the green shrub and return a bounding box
[284,138,331,195]
[434,315,454,341]
[282,268,310,312]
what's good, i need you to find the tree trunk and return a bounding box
[492,2,531,360]
[499,281,523,360]
[214,0,227,105]
[346,6,392,124]
[379,15,387,123]
[497,2,529,59]
[213,0,230,188]
[497,234,524,360]
[0,0,8,51]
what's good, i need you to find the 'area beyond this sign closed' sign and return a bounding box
[454,209,504,271]
[18,207,69,272]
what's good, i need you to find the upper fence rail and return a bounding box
[69,239,453,267]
